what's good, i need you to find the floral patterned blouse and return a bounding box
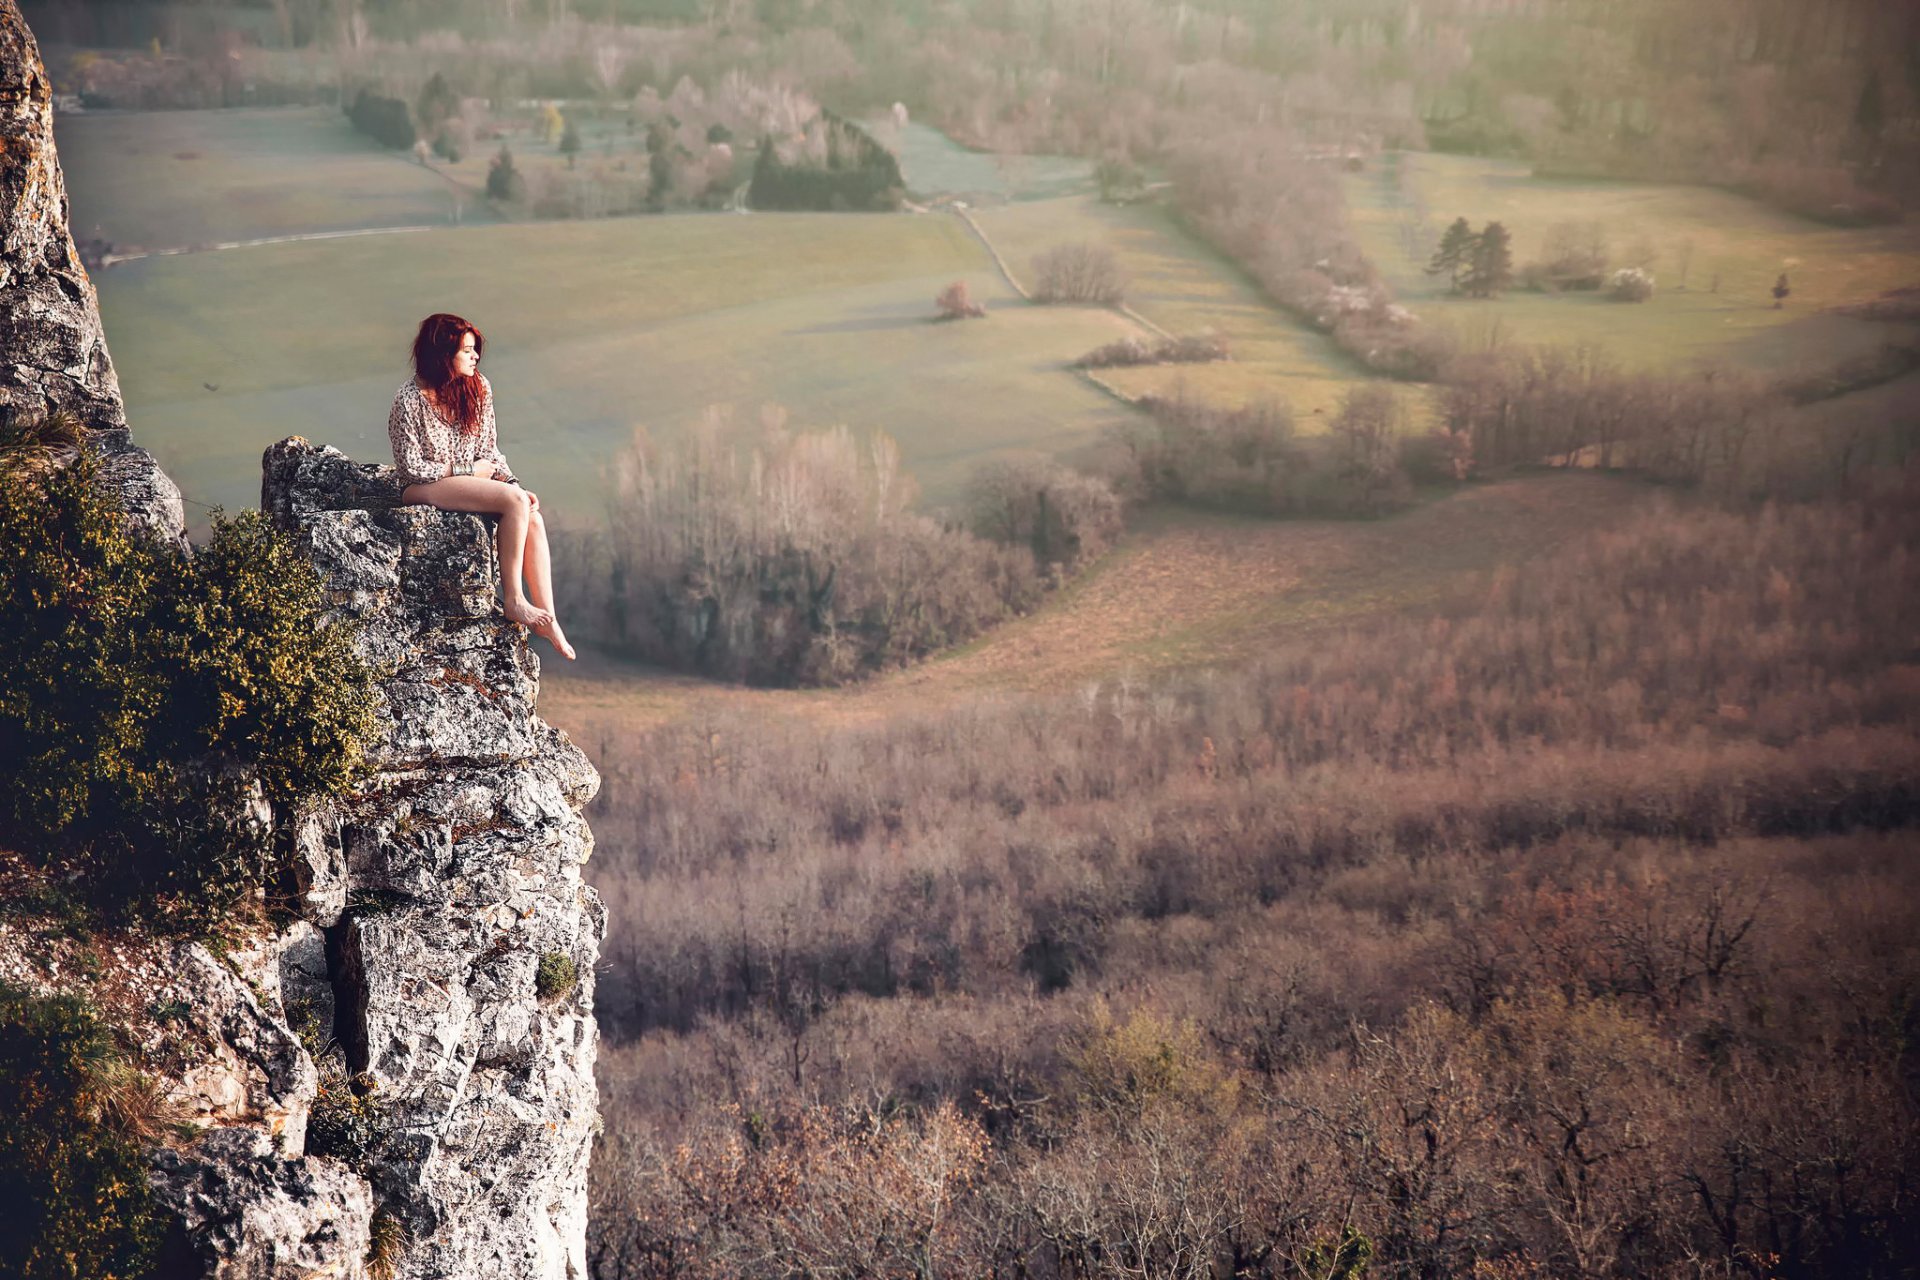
[386,374,517,488]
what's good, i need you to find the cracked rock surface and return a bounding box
[2,6,603,1272]
[265,438,604,1280]
[0,0,182,545]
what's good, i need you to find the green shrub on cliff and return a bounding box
[0,440,376,922]
[0,984,163,1280]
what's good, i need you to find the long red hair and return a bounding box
[411,313,487,436]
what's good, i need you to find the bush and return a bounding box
[0,445,376,921]
[1775,343,1920,405]
[1031,243,1129,305]
[308,1070,388,1169]
[1608,266,1656,302]
[1730,161,1906,227]
[486,144,526,202]
[1095,155,1146,203]
[0,985,164,1280]
[935,281,986,320]
[1522,220,1610,292]
[1074,332,1228,369]
[966,457,1123,572]
[346,89,416,150]
[536,952,578,1002]
[1122,392,1304,514]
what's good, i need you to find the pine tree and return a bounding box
[486,144,524,201]
[416,72,459,137]
[1464,221,1513,298]
[1426,217,1476,293]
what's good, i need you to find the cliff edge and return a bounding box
[0,3,603,1275]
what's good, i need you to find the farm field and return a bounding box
[93,210,1144,520]
[1348,151,1920,375]
[970,194,1371,424]
[540,469,1657,738]
[882,121,1095,204]
[55,106,486,248]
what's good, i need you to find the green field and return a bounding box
[95,210,1144,521]
[1348,151,1920,375]
[881,121,1095,203]
[970,195,1370,424]
[56,107,488,248]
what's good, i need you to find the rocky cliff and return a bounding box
[256,440,605,1280]
[0,4,604,1275]
[0,0,182,544]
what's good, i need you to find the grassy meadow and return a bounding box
[883,120,1095,204]
[1348,150,1920,375]
[69,108,1168,523]
[54,106,486,248]
[94,209,1148,520]
[971,194,1372,424]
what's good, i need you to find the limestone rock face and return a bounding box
[264,438,603,1280]
[0,0,182,545]
[150,1129,375,1280]
[1,7,602,1273]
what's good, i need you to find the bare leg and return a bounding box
[401,477,551,630]
[522,507,575,660]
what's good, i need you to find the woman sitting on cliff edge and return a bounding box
[388,312,575,660]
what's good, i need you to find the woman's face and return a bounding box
[452,331,480,379]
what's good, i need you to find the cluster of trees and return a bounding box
[1116,386,1440,519]
[49,0,1919,225]
[1439,345,1783,491]
[1427,217,1515,297]
[747,110,902,212]
[581,483,1920,1278]
[549,411,1119,685]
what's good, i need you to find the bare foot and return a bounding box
[532,615,577,661]
[503,598,552,631]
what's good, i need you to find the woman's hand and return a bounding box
[524,489,540,512]
[473,459,497,480]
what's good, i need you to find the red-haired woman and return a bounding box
[388,313,574,660]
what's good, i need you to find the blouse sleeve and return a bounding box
[477,376,516,484]
[388,387,445,485]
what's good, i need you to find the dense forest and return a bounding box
[581,482,1920,1278]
